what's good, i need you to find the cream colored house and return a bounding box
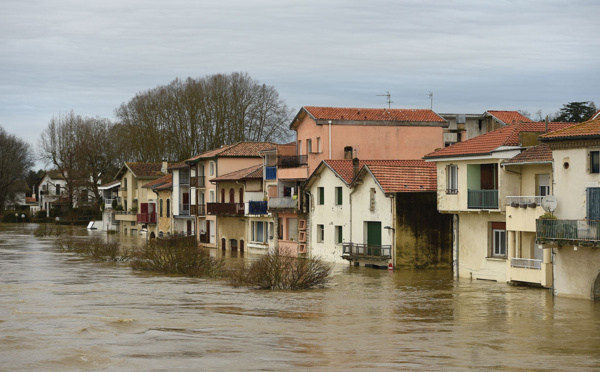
[537,118,600,300]
[424,121,572,283]
[114,162,169,236]
[142,173,173,239]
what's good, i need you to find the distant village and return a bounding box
[10,106,600,301]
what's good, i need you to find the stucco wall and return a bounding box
[394,193,453,268]
[554,247,600,299]
[457,212,507,282]
[217,216,246,251]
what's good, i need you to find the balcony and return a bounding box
[190,204,206,216]
[468,189,498,209]
[248,200,268,215]
[536,219,600,246]
[342,243,392,260]
[511,258,541,270]
[190,176,205,188]
[509,257,552,287]
[277,155,308,169]
[207,203,244,216]
[179,203,190,216]
[136,212,157,224]
[268,197,298,210]
[104,198,121,209]
[265,166,277,180]
[506,196,543,208]
[179,173,190,185]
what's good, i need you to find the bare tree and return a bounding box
[0,126,33,212]
[115,72,293,162]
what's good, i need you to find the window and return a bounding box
[335,225,343,244]
[369,188,376,211]
[209,161,215,177]
[317,224,324,243]
[591,151,600,174]
[317,137,322,153]
[269,222,274,240]
[447,165,458,194]
[298,140,302,155]
[492,229,506,257]
[160,199,163,217]
[318,187,324,205]
[56,184,61,195]
[536,174,550,197]
[251,221,267,243]
[209,190,215,203]
[229,188,235,203]
[335,187,343,205]
[166,199,170,217]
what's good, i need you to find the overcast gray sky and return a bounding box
[1,0,599,150]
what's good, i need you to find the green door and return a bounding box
[367,222,382,256]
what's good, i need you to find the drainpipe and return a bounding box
[328,120,332,159]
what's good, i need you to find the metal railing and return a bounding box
[268,197,298,210]
[179,203,190,216]
[179,173,190,185]
[136,212,157,224]
[277,155,308,168]
[190,204,206,216]
[190,176,205,188]
[511,258,542,269]
[342,243,392,259]
[506,196,543,207]
[104,198,121,209]
[248,200,268,215]
[537,219,600,242]
[468,189,498,209]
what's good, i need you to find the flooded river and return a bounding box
[1,224,599,371]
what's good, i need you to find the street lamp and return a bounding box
[21,214,25,227]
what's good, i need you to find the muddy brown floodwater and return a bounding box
[1,224,599,371]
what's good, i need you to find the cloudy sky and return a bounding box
[1,0,599,149]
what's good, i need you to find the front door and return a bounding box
[367,222,382,256]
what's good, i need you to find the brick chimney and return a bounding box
[352,157,360,179]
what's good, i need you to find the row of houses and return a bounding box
[89,106,599,300]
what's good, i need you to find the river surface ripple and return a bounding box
[1,224,599,371]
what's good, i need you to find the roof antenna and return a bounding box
[377,91,392,109]
[428,91,433,110]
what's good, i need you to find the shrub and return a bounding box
[130,239,224,277]
[539,212,557,220]
[228,250,332,290]
[54,235,130,262]
[33,224,65,237]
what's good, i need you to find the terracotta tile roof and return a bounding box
[539,117,600,141]
[502,144,553,165]
[321,159,431,184]
[363,164,437,193]
[26,197,36,203]
[99,180,120,189]
[485,110,531,125]
[211,164,263,182]
[186,142,277,163]
[143,173,173,190]
[45,170,65,180]
[126,162,167,178]
[293,106,446,128]
[168,161,189,170]
[424,121,574,159]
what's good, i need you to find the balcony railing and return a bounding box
[277,155,308,169]
[506,196,543,207]
[190,204,206,216]
[268,197,298,210]
[265,166,277,180]
[179,173,190,185]
[207,203,244,215]
[190,176,205,188]
[537,219,600,243]
[104,198,121,209]
[179,203,190,216]
[342,243,392,259]
[468,189,498,209]
[248,200,268,215]
[511,258,542,270]
[136,212,157,224]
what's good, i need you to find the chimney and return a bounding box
[161,160,168,174]
[352,157,360,178]
[344,146,353,160]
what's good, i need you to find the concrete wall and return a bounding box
[394,193,453,268]
[554,247,600,299]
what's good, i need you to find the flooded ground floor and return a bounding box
[1,224,599,371]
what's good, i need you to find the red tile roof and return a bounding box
[539,117,600,141]
[502,144,553,165]
[485,110,531,125]
[211,164,263,182]
[142,173,173,190]
[424,121,574,159]
[292,106,447,129]
[320,159,432,184]
[186,142,277,162]
[362,164,437,193]
[168,161,189,170]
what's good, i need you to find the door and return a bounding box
[367,222,382,256]
[240,240,244,252]
[183,192,190,212]
[230,239,238,251]
[229,188,235,203]
[480,164,497,190]
[186,220,192,234]
[221,238,226,251]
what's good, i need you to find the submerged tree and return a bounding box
[0,126,33,212]
[115,72,294,162]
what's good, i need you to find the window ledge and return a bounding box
[486,257,507,261]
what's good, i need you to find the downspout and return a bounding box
[328,120,332,159]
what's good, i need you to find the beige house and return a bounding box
[424,121,572,283]
[142,173,173,239]
[114,162,169,236]
[537,117,600,300]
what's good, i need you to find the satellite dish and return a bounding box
[541,196,558,212]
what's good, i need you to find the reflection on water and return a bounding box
[1,224,599,371]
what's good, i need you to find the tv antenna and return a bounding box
[377,91,393,109]
[428,91,433,110]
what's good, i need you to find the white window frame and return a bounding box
[492,229,507,257]
[317,224,324,243]
[447,164,458,194]
[209,161,215,177]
